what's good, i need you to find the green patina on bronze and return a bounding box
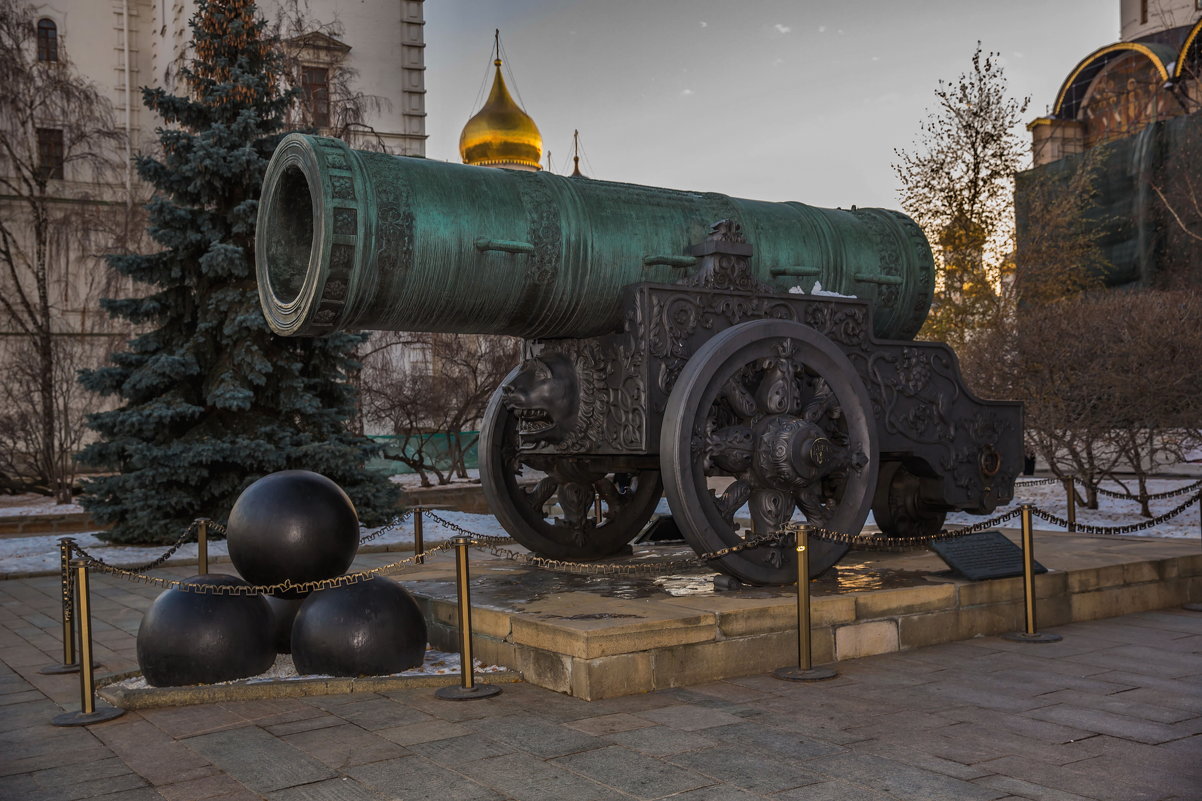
[256,133,934,341]
[254,133,1022,589]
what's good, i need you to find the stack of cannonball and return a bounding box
[136,470,426,687]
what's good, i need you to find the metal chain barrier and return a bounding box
[804,508,1024,550]
[73,539,457,595]
[64,487,1199,591]
[359,509,413,544]
[1015,477,1061,487]
[419,509,710,574]
[67,521,200,574]
[67,506,412,578]
[1080,477,1202,502]
[1029,492,1200,536]
[427,508,1024,574]
[1015,475,1200,501]
[421,509,497,540]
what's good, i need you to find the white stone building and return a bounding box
[46,0,428,152]
[30,0,426,167]
[9,0,425,336]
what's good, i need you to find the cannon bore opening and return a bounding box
[263,164,314,306]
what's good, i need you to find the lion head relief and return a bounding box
[501,347,608,451]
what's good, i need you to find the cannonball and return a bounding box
[226,470,359,598]
[265,595,305,654]
[291,577,427,677]
[136,574,275,687]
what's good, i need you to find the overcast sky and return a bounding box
[422,0,1118,211]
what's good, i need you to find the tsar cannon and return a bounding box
[255,133,1023,585]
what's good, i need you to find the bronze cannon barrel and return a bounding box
[256,134,934,340]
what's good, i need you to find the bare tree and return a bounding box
[270,0,392,151]
[1101,290,1202,514]
[1014,290,1202,512]
[893,43,1030,349]
[0,0,126,500]
[361,333,520,486]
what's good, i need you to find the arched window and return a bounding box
[36,18,58,62]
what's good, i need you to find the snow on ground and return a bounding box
[0,476,1196,578]
[109,647,507,692]
[943,476,1200,539]
[0,500,85,517]
[390,469,480,489]
[0,508,509,577]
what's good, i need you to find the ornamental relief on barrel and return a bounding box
[330,176,355,200]
[374,183,415,276]
[511,173,561,286]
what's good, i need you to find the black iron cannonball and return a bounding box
[226,470,359,598]
[265,595,305,654]
[136,574,275,687]
[291,577,427,677]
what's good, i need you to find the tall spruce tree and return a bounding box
[79,0,398,543]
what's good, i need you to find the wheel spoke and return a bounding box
[755,344,803,415]
[712,479,751,526]
[750,488,793,535]
[796,484,829,524]
[594,476,618,507]
[802,378,837,424]
[523,477,559,512]
[706,424,753,474]
[557,482,595,529]
[721,377,757,419]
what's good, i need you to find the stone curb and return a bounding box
[97,668,523,710]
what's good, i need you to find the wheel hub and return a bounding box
[753,415,840,491]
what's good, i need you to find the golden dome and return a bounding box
[459,59,542,171]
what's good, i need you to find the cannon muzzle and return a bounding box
[257,133,934,340]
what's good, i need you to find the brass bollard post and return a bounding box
[40,538,82,675]
[196,518,209,575]
[435,536,501,700]
[1063,477,1076,532]
[774,526,837,682]
[52,560,125,726]
[413,508,425,565]
[1003,506,1063,643]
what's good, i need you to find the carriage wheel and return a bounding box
[660,319,878,585]
[479,376,663,560]
[872,461,948,539]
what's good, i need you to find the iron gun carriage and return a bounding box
[256,133,1023,585]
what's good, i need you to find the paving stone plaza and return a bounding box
[2,554,1200,801]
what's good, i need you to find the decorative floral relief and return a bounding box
[511,173,561,286]
[375,182,414,276]
[330,176,355,200]
[332,208,357,236]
